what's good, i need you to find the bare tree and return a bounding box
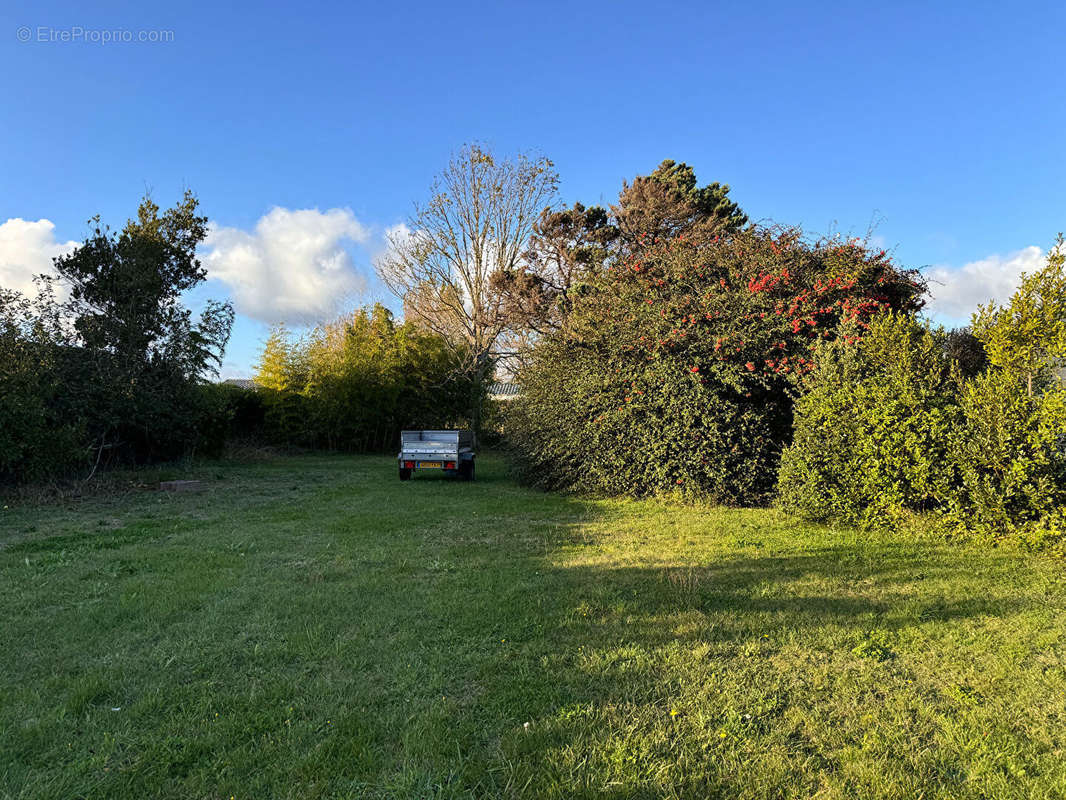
[376,143,558,433]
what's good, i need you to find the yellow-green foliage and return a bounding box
[255,324,307,392]
[950,239,1066,545]
[254,304,476,451]
[950,370,1066,544]
[778,314,961,526]
[972,235,1066,396]
[782,237,1066,547]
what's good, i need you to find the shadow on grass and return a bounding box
[0,456,1054,800]
[403,518,1041,798]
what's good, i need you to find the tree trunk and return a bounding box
[470,354,492,441]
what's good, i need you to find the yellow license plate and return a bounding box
[419,461,442,469]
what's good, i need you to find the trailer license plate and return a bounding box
[419,461,442,469]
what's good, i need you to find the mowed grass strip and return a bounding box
[1,454,1064,799]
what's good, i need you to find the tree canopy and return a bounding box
[613,159,747,247]
[0,191,234,480]
[491,159,748,356]
[376,143,558,432]
[972,234,1066,395]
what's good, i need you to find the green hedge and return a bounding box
[780,314,1066,547]
[950,370,1066,541]
[777,314,962,526]
[506,228,925,504]
[254,305,477,452]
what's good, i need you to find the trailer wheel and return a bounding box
[459,460,475,482]
[399,467,412,481]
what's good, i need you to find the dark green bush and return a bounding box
[261,390,310,449]
[506,228,925,504]
[224,384,267,439]
[0,290,87,482]
[509,336,792,502]
[193,383,266,457]
[943,327,988,378]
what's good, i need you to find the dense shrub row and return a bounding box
[779,313,1066,546]
[505,227,925,504]
[0,186,477,484]
[783,240,1066,547]
[251,305,477,452]
[506,218,1066,547]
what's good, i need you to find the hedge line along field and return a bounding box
[1,454,1065,799]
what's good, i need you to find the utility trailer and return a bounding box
[398,430,476,481]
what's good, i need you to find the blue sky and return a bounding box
[2,0,1063,376]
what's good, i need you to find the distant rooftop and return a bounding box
[223,378,259,390]
[488,381,521,398]
[224,377,526,397]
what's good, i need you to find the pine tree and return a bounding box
[612,159,747,247]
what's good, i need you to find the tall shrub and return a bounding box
[52,192,233,465]
[506,227,925,503]
[947,237,1066,545]
[948,371,1066,541]
[781,236,1066,548]
[777,314,962,525]
[972,234,1066,396]
[254,305,476,451]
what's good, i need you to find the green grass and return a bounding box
[1,454,1065,799]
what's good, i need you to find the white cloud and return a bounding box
[202,207,371,324]
[0,218,78,295]
[924,245,1045,321]
[381,221,413,250]
[374,222,416,269]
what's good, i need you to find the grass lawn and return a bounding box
[1,454,1065,799]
